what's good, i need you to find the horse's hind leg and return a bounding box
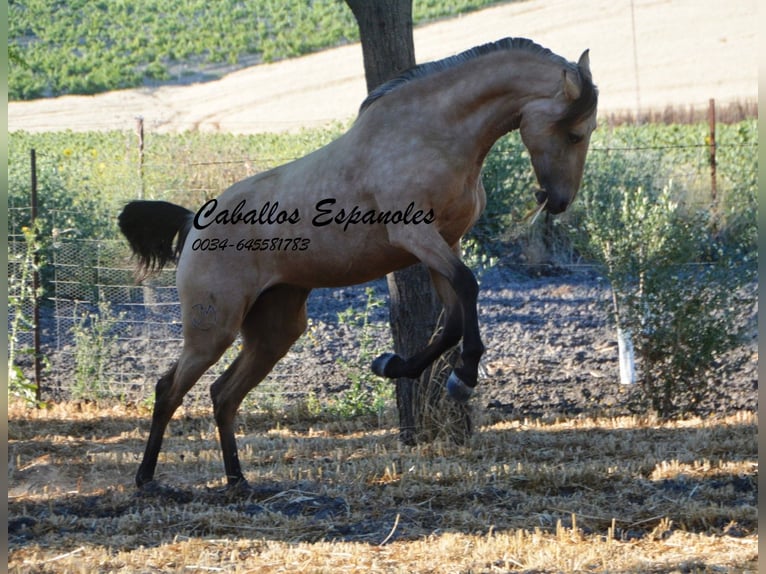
[136,280,245,488]
[211,285,309,487]
[136,328,235,487]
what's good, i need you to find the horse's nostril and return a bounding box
[534,188,568,214]
[545,198,568,214]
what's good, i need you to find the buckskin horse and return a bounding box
[119,37,598,489]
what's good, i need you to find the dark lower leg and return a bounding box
[451,264,484,388]
[210,356,247,486]
[212,285,309,487]
[212,388,248,486]
[217,424,246,485]
[136,366,178,487]
[372,308,462,380]
[213,349,292,487]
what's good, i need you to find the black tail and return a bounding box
[118,200,194,280]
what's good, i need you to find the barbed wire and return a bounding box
[12,139,756,172]
[590,142,757,152]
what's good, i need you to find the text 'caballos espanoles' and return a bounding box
[193,198,435,232]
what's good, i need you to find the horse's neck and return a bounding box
[433,52,560,157]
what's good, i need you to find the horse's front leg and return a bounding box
[442,262,485,402]
[372,238,484,402]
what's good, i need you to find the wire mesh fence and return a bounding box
[7,108,757,409]
[11,229,379,406]
[11,231,180,400]
[8,200,392,407]
[45,239,182,395]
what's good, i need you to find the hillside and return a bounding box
[8,0,757,134]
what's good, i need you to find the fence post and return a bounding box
[30,149,42,403]
[708,98,717,205]
[136,116,145,199]
[135,116,157,309]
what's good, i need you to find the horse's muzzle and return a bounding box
[536,189,568,215]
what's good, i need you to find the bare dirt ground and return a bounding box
[277,266,758,420]
[8,0,757,134]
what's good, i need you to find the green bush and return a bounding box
[556,122,756,416]
[72,300,126,401]
[577,122,757,258]
[577,182,754,417]
[8,223,44,405]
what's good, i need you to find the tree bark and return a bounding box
[346,0,471,445]
[346,0,415,91]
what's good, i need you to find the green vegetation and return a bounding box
[577,183,754,416]
[11,121,755,248]
[480,120,757,262]
[8,125,348,239]
[7,119,757,415]
[8,223,44,406]
[9,0,507,100]
[72,300,126,401]
[328,286,394,420]
[569,122,756,416]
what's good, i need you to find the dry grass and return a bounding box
[8,400,757,573]
[602,99,757,126]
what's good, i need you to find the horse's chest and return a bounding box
[437,178,485,242]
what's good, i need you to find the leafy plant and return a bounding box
[461,236,498,281]
[72,300,125,401]
[578,182,754,417]
[8,223,44,405]
[330,286,393,421]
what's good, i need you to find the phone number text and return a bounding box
[190,237,311,252]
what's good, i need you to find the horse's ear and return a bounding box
[562,68,581,101]
[577,49,592,82]
[563,49,591,100]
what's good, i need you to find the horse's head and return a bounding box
[519,50,598,214]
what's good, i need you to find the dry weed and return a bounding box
[8,400,757,573]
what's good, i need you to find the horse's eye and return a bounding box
[567,133,584,144]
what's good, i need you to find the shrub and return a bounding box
[577,182,754,417]
[323,287,393,421]
[8,223,44,406]
[72,300,126,401]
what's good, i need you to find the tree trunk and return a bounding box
[346,0,471,445]
[346,0,415,91]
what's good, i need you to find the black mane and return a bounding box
[358,37,597,125]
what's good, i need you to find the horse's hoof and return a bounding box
[224,479,253,498]
[136,474,154,489]
[135,478,157,492]
[446,371,474,403]
[134,481,194,503]
[371,352,400,377]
